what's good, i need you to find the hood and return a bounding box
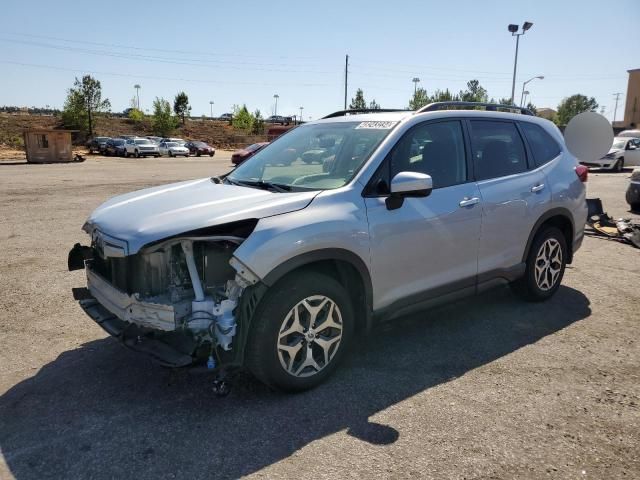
[84,178,318,254]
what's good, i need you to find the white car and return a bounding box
[580,136,640,172]
[159,141,190,157]
[124,138,160,158]
[161,137,186,146]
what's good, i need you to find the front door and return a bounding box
[365,119,482,311]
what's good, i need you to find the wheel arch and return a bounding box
[522,208,575,264]
[261,248,374,332]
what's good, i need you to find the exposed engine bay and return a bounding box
[69,225,261,370]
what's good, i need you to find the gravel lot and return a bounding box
[0,156,638,479]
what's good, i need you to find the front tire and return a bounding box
[613,158,624,172]
[511,226,567,302]
[245,272,354,392]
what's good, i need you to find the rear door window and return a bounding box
[520,122,561,167]
[469,121,527,181]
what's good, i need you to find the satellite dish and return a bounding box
[564,112,613,164]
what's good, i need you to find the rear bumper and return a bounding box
[76,290,194,367]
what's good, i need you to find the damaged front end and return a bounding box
[69,221,264,369]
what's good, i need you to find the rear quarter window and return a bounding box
[520,122,561,168]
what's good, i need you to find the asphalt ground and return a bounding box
[0,155,638,479]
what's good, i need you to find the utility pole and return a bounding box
[612,92,623,125]
[209,100,214,119]
[273,94,279,116]
[344,54,349,110]
[412,77,420,96]
[299,106,304,124]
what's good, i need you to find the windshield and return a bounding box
[227,121,396,190]
[612,140,626,149]
[135,139,151,145]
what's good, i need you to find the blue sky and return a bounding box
[1,0,638,121]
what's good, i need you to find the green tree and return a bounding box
[252,109,265,134]
[431,89,458,102]
[152,97,178,136]
[556,94,598,125]
[61,75,110,136]
[369,99,381,110]
[349,88,367,109]
[232,104,255,131]
[173,91,191,125]
[526,102,538,115]
[459,79,488,103]
[409,87,430,110]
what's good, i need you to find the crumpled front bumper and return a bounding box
[75,289,195,367]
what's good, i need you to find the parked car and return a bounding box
[231,142,269,165]
[104,138,126,157]
[161,137,186,146]
[626,168,640,211]
[218,113,233,122]
[69,103,588,392]
[86,136,110,154]
[185,141,216,157]
[579,136,640,172]
[618,129,640,138]
[266,115,292,125]
[124,138,160,158]
[158,141,190,157]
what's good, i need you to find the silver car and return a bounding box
[69,103,588,392]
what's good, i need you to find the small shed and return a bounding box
[23,129,75,163]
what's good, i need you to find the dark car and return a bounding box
[104,138,126,157]
[184,141,216,157]
[86,136,111,154]
[266,115,292,125]
[231,142,269,165]
[218,113,233,122]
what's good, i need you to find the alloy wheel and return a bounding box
[277,295,343,378]
[534,238,563,291]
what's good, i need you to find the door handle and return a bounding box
[459,197,480,207]
[531,183,545,193]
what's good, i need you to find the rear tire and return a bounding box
[245,271,354,392]
[511,226,567,302]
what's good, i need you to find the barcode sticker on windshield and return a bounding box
[355,121,397,129]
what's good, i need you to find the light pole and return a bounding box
[134,84,141,110]
[522,90,530,106]
[299,106,304,124]
[273,94,279,116]
[209,100,214,118]
[508,22,533,105]
[412,77,420,96]
[520,75,544,107]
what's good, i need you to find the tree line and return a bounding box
[350,79,600,126]
[2,74,602,138]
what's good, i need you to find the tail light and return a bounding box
[575,165,588,182]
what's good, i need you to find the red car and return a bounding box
[184,141,215,157]
[231,142,269,165]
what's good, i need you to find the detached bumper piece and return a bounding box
[68,243,93,271]
[586,198,640,249]
[76,289,195,367]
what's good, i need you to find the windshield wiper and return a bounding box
[226,178,292,192]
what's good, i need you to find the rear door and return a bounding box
[469,119,551,278]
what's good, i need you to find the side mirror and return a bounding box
[386,172,433,210]
[627,145,636,150]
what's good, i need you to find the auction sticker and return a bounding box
[355,121,397,129]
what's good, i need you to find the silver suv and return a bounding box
[68,102,588,392]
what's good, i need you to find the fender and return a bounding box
[262,248,374,331]
[522,207,575,263]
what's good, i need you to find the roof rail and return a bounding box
[416,101,534,116]
[322,108,409,119]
